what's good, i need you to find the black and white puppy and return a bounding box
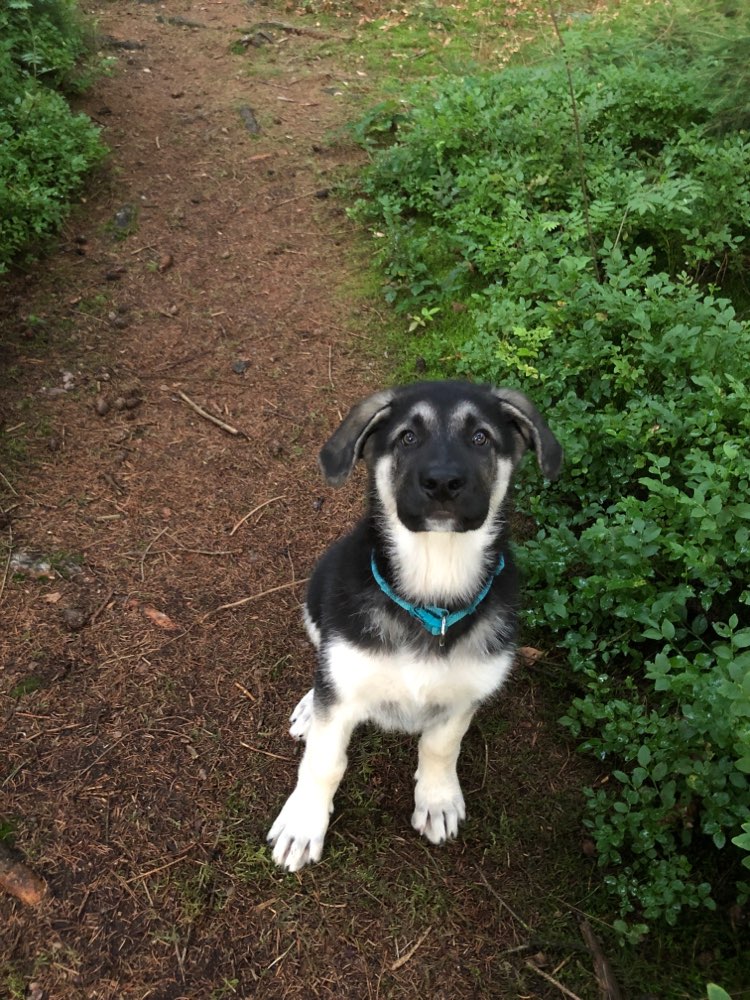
[267,380,562,871]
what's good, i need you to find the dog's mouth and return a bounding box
[398,504,488,534]
[423,511,459,532]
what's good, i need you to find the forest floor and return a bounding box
[0,1,610,997]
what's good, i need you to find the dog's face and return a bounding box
[320,381,562,534]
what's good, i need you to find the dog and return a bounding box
[267,379,562,871]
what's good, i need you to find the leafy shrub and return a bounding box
[0,0,106,273]
[351,0,750,932]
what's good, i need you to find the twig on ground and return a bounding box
[0,526,12,608]
[126,844,200,883]
[234,681,256,702]
[0,842,48,906]
[177,390,242,436]
[525,960,585,1000]
[239,742,294,762]
[0,471,18,495]
[264,190,324,213]
[579,918,623,1000]
[390,927,433,971]
[229,494,286,536]
[211,577,309,614]
[140,526,170,582]
[88,588,115,626]
[476,864,534,933]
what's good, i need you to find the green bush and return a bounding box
[352,0,750,933]
[0,0,106,273]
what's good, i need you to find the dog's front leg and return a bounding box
[267,704,356,872]
[412,707,475,845]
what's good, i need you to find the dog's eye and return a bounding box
[472,429,489,447]
[400,429,418,448]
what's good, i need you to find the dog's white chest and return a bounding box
[325,638,512,733]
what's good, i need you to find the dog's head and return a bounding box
[319,381,562,533]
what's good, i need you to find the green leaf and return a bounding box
[707,985,732,1000]
[637,745,652,767]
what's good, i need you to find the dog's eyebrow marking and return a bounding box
[405,402,438,429]
[449,402,484,433]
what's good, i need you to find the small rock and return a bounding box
[113,205,136,231]
[581,838,597,858]
[238,105,261,135]
[62,608,88,632]
[158,252,174,273]
[47,435,62,452]
[123,396,142,410]
[414,356,427,374]
[105,270,124,282]
[270,441,283,457]
[314,188,330,199]
[231,360,249,375]
[95,396,111,416]
[113,397,127,410]
[312,497,325,512]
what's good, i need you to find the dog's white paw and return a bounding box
[412,779,466,845]
[289,688,315,741]
[267,789,331,871]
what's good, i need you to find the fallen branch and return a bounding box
[245,20,353,42]
[0,842,47,906]
[579,919,623,1000]
[177,390,242,436]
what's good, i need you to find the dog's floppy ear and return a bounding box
[492,388,563,480]
[319,388,395,487]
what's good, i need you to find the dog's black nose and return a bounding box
[420,466,466,501]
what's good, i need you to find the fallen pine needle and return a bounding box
[267,940,295,971]
[177,390,241,436]
[230,494,286,536]
[212,577,309,614]
[390,927,432,972]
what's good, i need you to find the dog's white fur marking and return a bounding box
[375,455,513,604]
[302,608,321,650]
[269,643,513,870]
[289,688,314,741]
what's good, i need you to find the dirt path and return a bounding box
[0,3,592,997]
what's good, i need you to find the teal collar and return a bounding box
[370,551,505,646]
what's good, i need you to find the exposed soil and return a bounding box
[0,2,601,997]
